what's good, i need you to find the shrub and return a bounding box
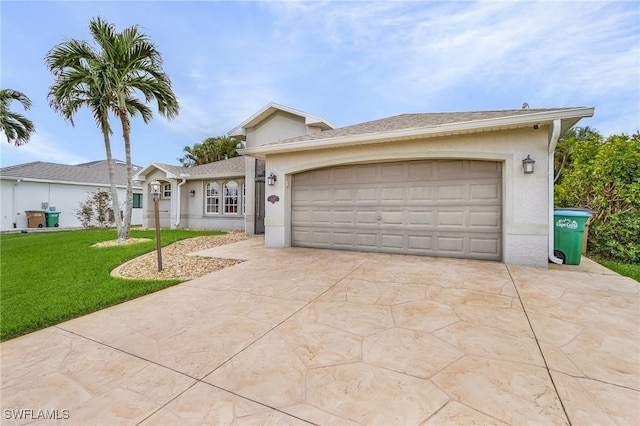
[76,189,116,228]
[555,132,640,263]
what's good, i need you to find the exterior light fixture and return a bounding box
[189,189,196,197]
[267,172,277,186]
[522,155,535,174]
[151,180,161,196]
[150,180,163,271]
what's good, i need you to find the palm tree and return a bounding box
[0,89,35,146]
[46,17,179,240]
[178,136,240,167]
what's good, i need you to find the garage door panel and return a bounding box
[381,163,405,178]
[470,237,500,256]
[469,183,500,200]
[356,188,378,202]
[408,235,432,250]
[356,232,378,247]
[408,161,434,179]
[356,166,377,179]
[292,160,502,261]
[469,210,501,228]
[438,185,466,201]
[381,187,404,201]
[437,160,465,177]
[408,186,435,201]
[334,188,354,201]
[407,211,434,225]
[437,236,465,253]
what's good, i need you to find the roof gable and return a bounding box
[228,102,336,139]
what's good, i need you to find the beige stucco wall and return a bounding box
[245,111,310,149]
[242,110,323,235]
[260,126,552,268]
[140,170,245,231]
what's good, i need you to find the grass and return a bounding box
[0,228,225,341]
[593,258,640,282]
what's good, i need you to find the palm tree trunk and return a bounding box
[119,112,133,240]
[102,126,123,238]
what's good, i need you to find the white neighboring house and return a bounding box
[0,160,143,230]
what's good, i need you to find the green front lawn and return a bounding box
[0,229,225,341]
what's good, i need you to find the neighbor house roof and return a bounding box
[240,107,595,158]
[134,155,245,181]
[228,102,337,139]
[0,160,143,187]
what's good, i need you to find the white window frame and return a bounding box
[223,180,239,214]
[205,181,220,214]
[162,183,171,199]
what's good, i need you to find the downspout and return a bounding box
[548,119,563,264]
[175,179,187,228]
[12,179,21,228]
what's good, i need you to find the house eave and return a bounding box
[240,107,595,159]
[0,175,140,189]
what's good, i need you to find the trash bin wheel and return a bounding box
[554,250,565,264]
[54,223,59,227]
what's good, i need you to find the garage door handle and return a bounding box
[376,215,382,220]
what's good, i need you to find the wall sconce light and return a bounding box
[522,155,535,174]
[267,172,277,186]
[189,189,196,197]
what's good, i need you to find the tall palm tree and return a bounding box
[46,17,179,240]
[46,36,125,236]
[0,89,35,146]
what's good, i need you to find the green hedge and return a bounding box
[555,132,640,263]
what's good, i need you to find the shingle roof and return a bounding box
[150,155,245,179]
[263,108,573,146]
[0,160,143,187]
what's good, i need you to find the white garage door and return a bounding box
[291,159,502,260]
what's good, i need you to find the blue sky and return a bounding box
[1,0,638,168]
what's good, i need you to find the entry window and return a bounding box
[205,181,220,214]
[162,183,171,198]
[133,193,143,208]
[224,180,239,214]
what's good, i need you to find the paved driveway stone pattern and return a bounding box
[1,237,638,425]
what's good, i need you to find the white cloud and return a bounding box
[0,131,90,167]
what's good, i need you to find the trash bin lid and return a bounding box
[554,209,591,217]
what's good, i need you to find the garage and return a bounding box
[291,159,502,260]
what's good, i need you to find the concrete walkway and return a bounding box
[1,237,638,425]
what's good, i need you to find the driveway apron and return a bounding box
[1,237,638,425]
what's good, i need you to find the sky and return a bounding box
[1,0,638,168]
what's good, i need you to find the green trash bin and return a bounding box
[45,211,60,227]
[553,209,592,265]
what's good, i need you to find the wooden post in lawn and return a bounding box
[150,181,163,272]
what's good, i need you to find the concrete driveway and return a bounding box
[2,237,638,425]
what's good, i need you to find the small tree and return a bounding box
[76,190,117,229]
